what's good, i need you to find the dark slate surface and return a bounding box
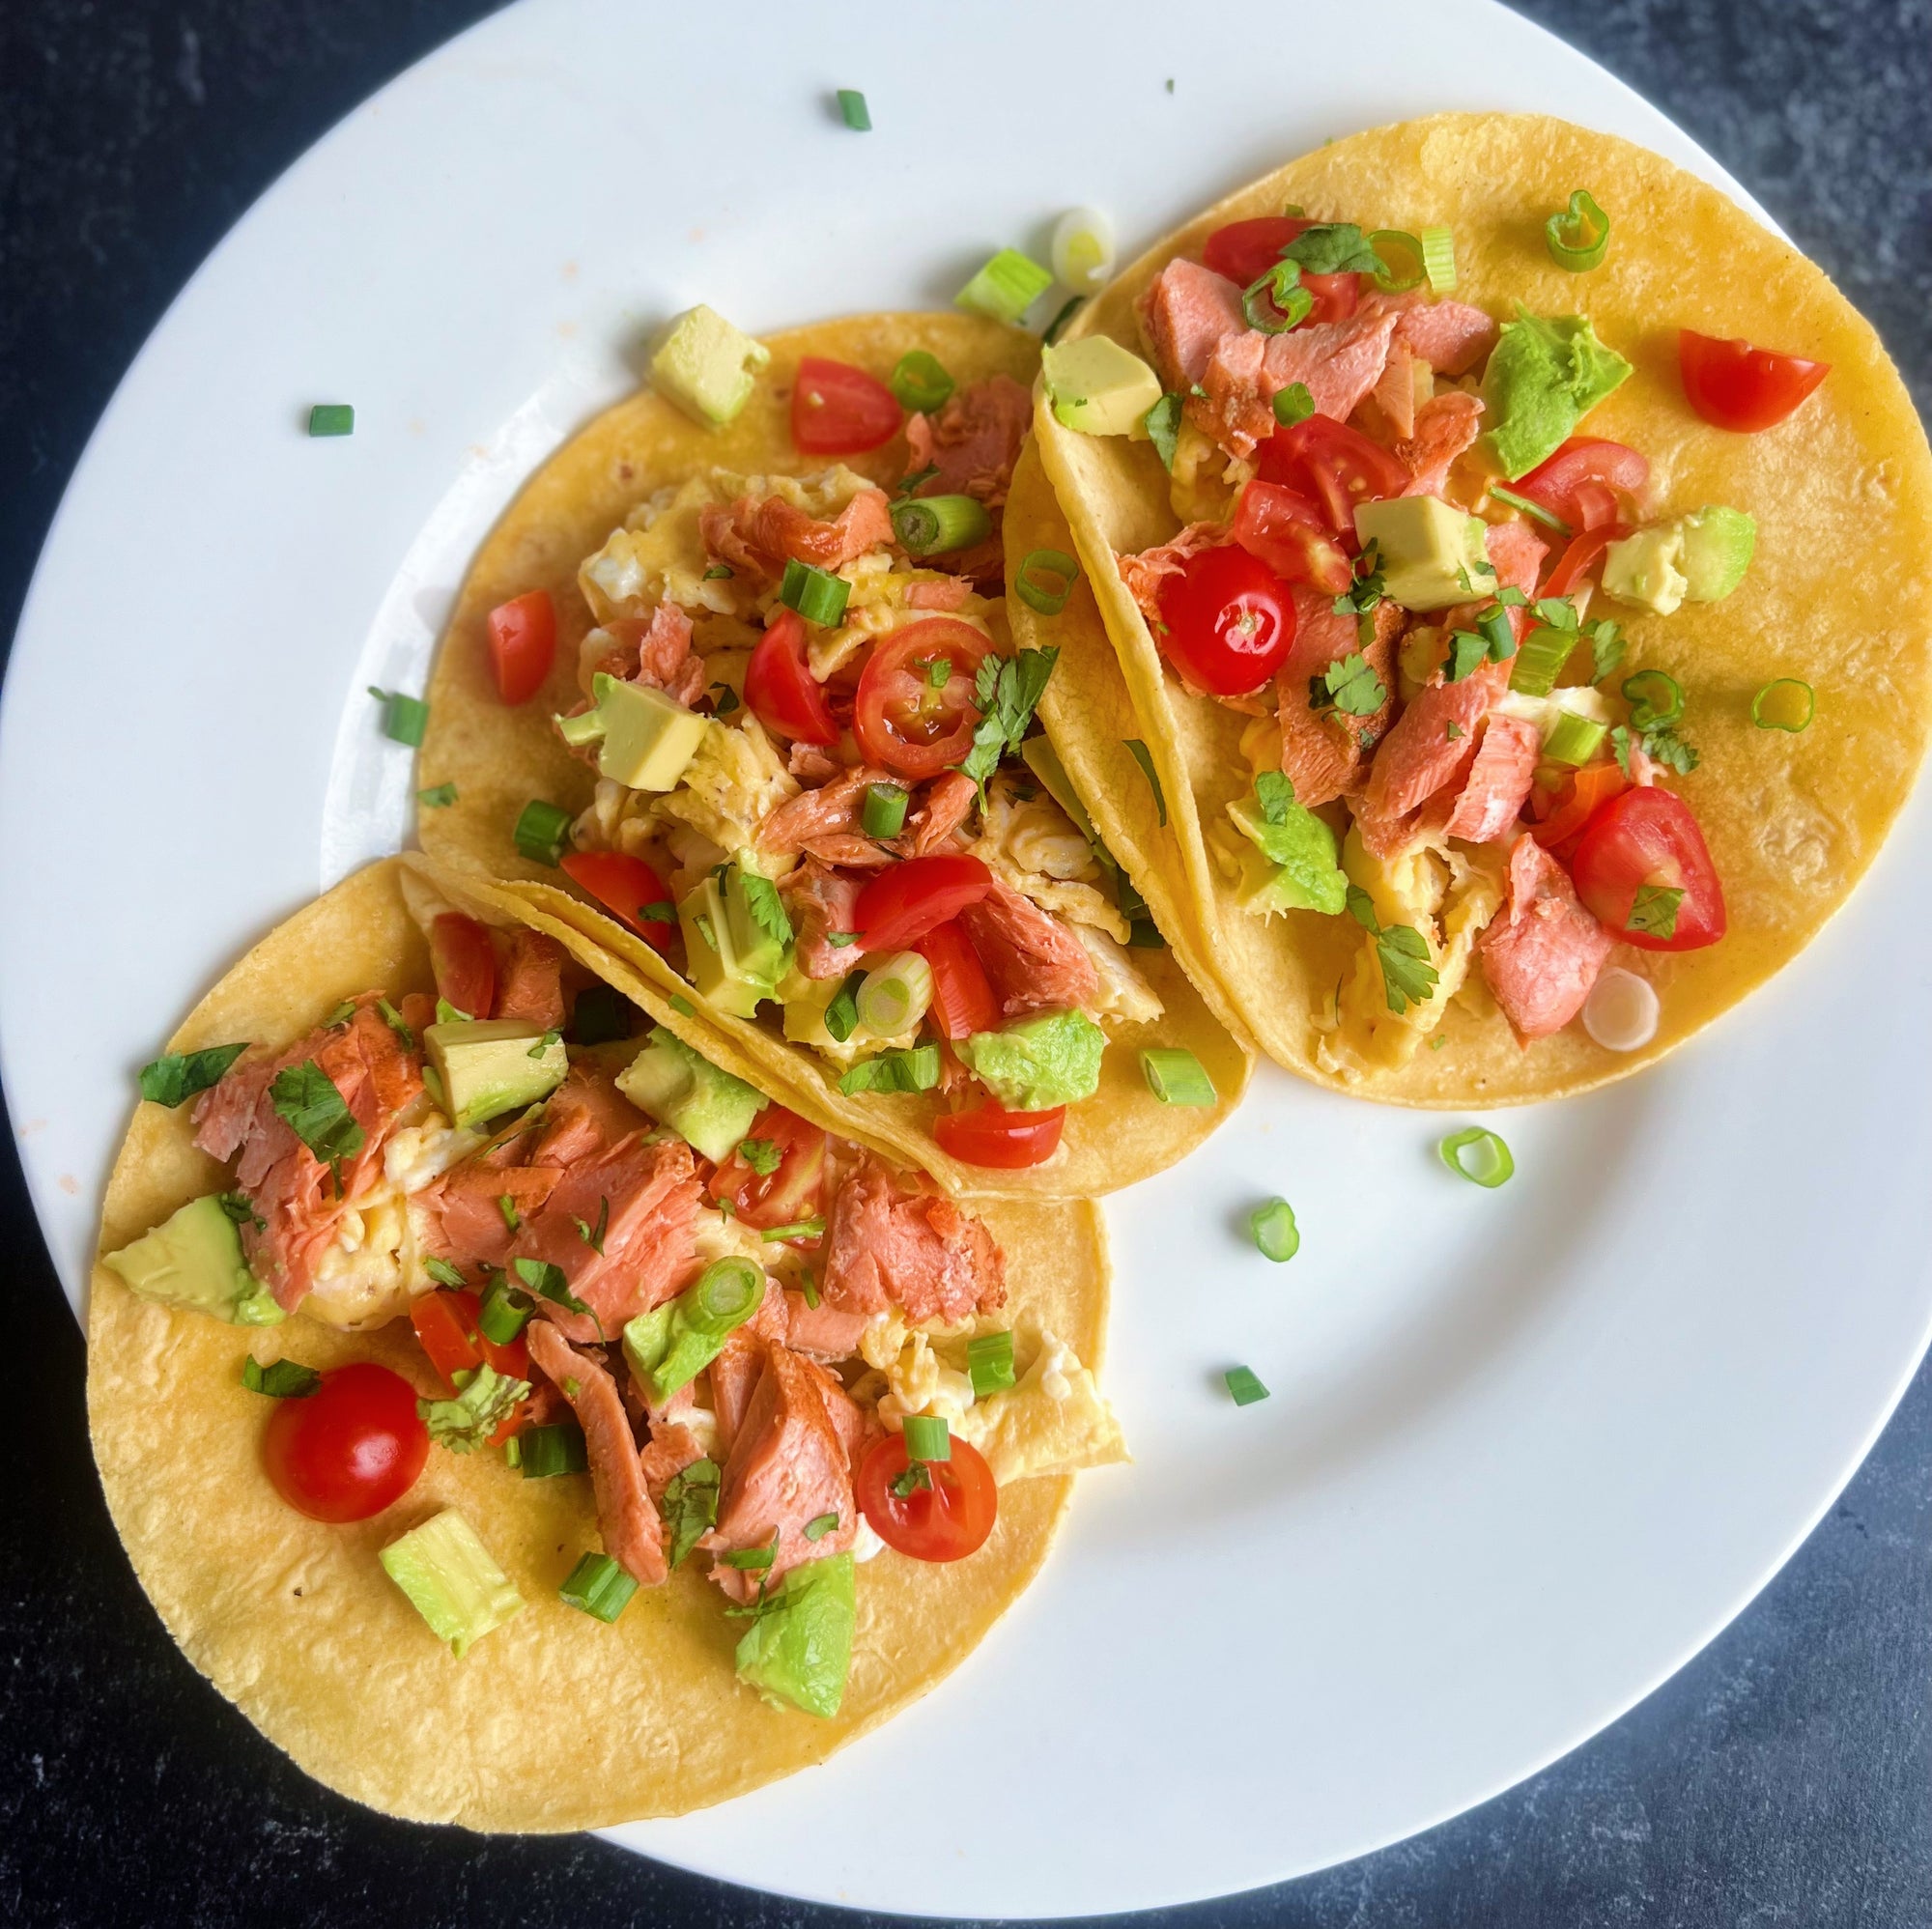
[3,1,1929,1922]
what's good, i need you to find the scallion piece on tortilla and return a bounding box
[1542,711,1607,768]
[417,780,458,808]
[1751,678,1815,733]
[1140,1046,1216,1106]
[1439,1126,1515,1188]
[513,799,573,865]
[760,1216,827,1244]
[520,1423,588,1480]
[892,493,991,557]
[1250,1199,1299,1263]
[1272,382,1315,428]
[1507,625,1575,697]
[890,350,953,412]
[368,687,428,747]
[307,404,354,437]
[1621,669,1685,729]
[967,1330,1016,1397]
[955,247,1052,326]
[855,950,933,1034]
[902,1413,952,1462]
[476,1278,534,1346]
[1224,1366,1270,1406]
[1124,738,1167,826]
[1366,230,1425,294]
[1014,548,1080,615]
[559,1551,639,1624]
[1488,483,1572,536]
[778,557,851,627]
[836,88,870,131]
[861,781,910,839]
[1545,189,1610,270]
[1419,225,1457,293]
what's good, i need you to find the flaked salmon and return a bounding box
[1442,714,1541,842]
[781,860,864,979]
[822,1153,1006,1324]
[701,486,895,582]
[494,928,567,1031]
[906,376,1032,509]
[1480,835,1614,1040]
[957,880,1098,1017]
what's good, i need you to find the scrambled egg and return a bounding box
[804,553,1000,680]
[952,1327,1130,1484]
[971,773,1131,945]
[1166,419,1246,525]
[581,477,737,624]
[654,715,799,874]
[1072,923,1164,1026]
[862,1309,978,1431]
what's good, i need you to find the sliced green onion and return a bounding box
[1366,230,1425,294]
[804,1511,839,1542]
[855,950,933,1035]
[503,1435,522,1469]
[1124,738,1167,826]
[1014,548,1080,616]
[1051,206,1116,293]
[1751,679,1815,733]
[242,1357,321,1399]
[1488,483,1572,536]
[693,1257,763,1331]
[779,557,851,627]
[1419,225,1457,293]
[1509,626,1575,697]
[559,1550,639,1623]
[1545,189,1610,270]
[1241,261,1312,333]
[417,780,458,808]
[308,404,355,437]
[1439,1126,1515,1188]
[761,1217,827,1244]
[955,248,1053,326]
[968,1330,1016,1398]
[890,350,953,413]
[892,494,991,557]
[554,707,606,747]
[423,1257,466,1290]
[476,1278,533,1346]
[519,1423,588,1479]
[1621,668,1684,729]
[1042,296,1084,346]
[720,1534,778,1571]
[1542,711,1607,768]
[1250,1199,1299,1263]
[902,1413,952,1462]
[1478,607,1517,662]
[1141,1046,1216,1106]
[368,687,428,747]
[861,781,910,840]
[514,799,573,866]
[837,88,870,131]
[1272,382,1315,428]
[1224,1366,1270,1406]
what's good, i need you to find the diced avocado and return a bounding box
[99,1193,281,1325]
[1352,496,1497,610]
[722,863,791,986]
[734,1552,856,1717]
[1481,309,1634,479]
[379,1509,525,1658]
[1041,336,1164,439]
[1227,794,1350,916]
[957,1008,1106,1111]
[624,1257,765,1406]
[615,1025,762,1161]
[649,304,770,427]
[1602,524,1690,615]
[1677,505,1756,603]
[589,675,708,791]
[426,1018,568,1131]
[674,869,788,1019]
[1020,736,1098,842]
[778,966,849,1048]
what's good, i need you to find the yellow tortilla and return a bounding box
[416,310,1249,1189]
[89,857,1111,1830]
[1032,113,1932,1103]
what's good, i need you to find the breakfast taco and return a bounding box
[1027,113,1932,1102]
[413,310,1248,1189]
[89,855,1124,1830]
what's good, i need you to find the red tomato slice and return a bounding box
[1515,438,1651,530]
[558,849,676,952]
[409,1288,530,1441]
[852,618,993,780]
[429,912,497,1021]
[916,920,1001,1040]
[1155,544,1297,697]
[745,609,839,746]
[1572,785,1726,952]
[933,1101,1065,1169]
[261,1362,429,1523]
[1255,415,1409,539]
[1232,481,1354,594]
[856,1431,998,1562]
[1678,330,1831,433]
[1201,215,1357,326]
[1528,761,1627,853]
[708,1104,829,1232]
[791,355,903,455]
[854,854,992,953]
[1541,524,1630,598]
[487,589,556,706]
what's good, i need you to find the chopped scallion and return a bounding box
[892,493,991,557]
[804,1511,839,1542]
[1250,1199,1299,1263]
[1545,189,1610,270]
[889,350,953,413]
[513,799,573,865]
[967,1329,1016,1397]
[1621,669,1684,729]
[1224,1366,1270,1406]
[1751,679,1814,733]
[242,1357,321,1399]
[307,404,355,437]
[1541,710,1607,768]
[1272,382,1315,428]
[955,248,1053,326]
[1366,230,1425,294]
[558,1551,639,1623]
[1014,548,1080,616]
[1508,625,1575,696]
[416,780,458,808]
[519,1423,588,1480]
[1439,1126,1515,1188]
[760,1216,827,1244]
[902,1413,952,1462]
[778,557,851,627]
[476,1278,533,1346]
[862,781,910,840]
[1419,225,1457,293]
[836,88,870,131]
[1140,1046,1216,1106]
[368,687,428,747]
[1488,483,1572,536]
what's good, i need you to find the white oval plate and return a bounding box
[6,0,1926,1914]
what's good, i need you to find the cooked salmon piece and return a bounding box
[781,860,865,979]
[956,880,1098,1017]
[1116,522,1229,634]
[1373,339,1419,439]
[905,376,1032,509]
[1194,303,1406,460]
[1442,714,1540,842]
[821,1153,1006,1324]
[1277,591,1401,808]
[417,1160,562,1271]
[900,770,979,857]
[707,1343,858,1601]
[588,603,707,707]
[638,1420,708,1505]
[1360,666,1499,823]
[526,1319,666,1587]
[1485,517,1548,601]
[904,575,974,611]
[1137,258,1248,390]
[1480,835,1614,1040]
[1393,298,1498,376]
[782,1291,871,1358]
[1395,392,1485,498]
[493,928,567,1030]
[707,1327,767,1461]
[527,1064,649,1166]
[701,485,895,582]
[758,765,898,868]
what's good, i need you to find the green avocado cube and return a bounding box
[957,1008,1106,1111]
[379,1509,524,1658]
[425,1018,568,1130]
[614,1026,761,1162]
[99,1193,281,1325]
[649,305,771,427]
[734,1552,856,1716]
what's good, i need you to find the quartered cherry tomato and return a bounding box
[915,919,1002,1040]
[1528,761,1627,854]
[745,609,839,745]
[1256,414,1408,538]
[558,850,676,952]
[853,854,993,953]
[856,1431,998,1562]
[1516,437,1651,529]
[1231,481,1353,594]
[791,355,903,455]
[262,1362,429,1523]
[409,1289,531,1443]
[1540,525,1630,598]
[429,912,497,1021]
[1678,330,1831,433]
[708,1103,829,1232]
[1572,785,1726,951]
[486,589,556,705]
[933,1100,1065,1169]
[853,618,993,780]
[1155,544,1296,697]
[1202,216,1358,326]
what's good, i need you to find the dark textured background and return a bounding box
[4,2,1930,1923]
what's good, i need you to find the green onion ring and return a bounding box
[1545,189,1610,270]
[1439,1127,1515,1188]
[891,493,990,557]
[1014,548,1080,615]
[1419,225,1457,293]
[1750,678,1815,733]
[889,350,954,413]
[1240,260,1312,334]
[1367,230,1426,294]
[1621,668,1685,729]
[1250,1199,1299,1262]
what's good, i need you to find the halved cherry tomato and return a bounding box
[1528,761,1627,853]
[1201,216,1358,326]
[1231,481,1354,594]
[916,919,1001,1040]
[1155,544,1296,697]
[745,609,839,745]
[1572,785,1726,952]
[1256,415,1409,539]
[558,850,677,953]
[853,854,992,953]
[708,1103,829,1233]
[791,355,903,455]
[487,589,556,705]
[853,618,993,780]
[1678,330,1831,433]
[856,1431,998,1562]
[261,1362,429,1523]
[1516,438,1651,529]
[934,1100,1065,1169]
[429,912,497,1020]
[409,1288,531,1442]
[1541,524,1630,598]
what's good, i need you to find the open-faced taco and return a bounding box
[1028,113,1932,1103]
[89,855,1124,1830]
[414,311,1248,1190]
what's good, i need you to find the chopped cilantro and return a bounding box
[269,1061,365,1190]
[737,1138,782,1177]
[1254,770,1293,825]
[1627,883,1685,939]
[138,1042,247,1108]
[1323,652,1387,717]
[1144,392,1183,470]
[958,648,1060,789]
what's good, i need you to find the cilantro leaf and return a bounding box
[1254,770,1294,826]
[736,1137,781,1177]
[1610,723,1633,778]
[1281,221,1387,277]
[1124,737,1168,825]
[512,1256,598,1330]
[1626,883,1685,940]
[958,647,1061,789]
[1345,884,1380,932]
[1376,923,1440,1015]
[418,1362,529,1454]
[139,1042,248,1108]
[242,1357,321,1399]
[1445,630,1489,683]
[1638,724,1701,775]
[736,869,794,950]
[1144,392,1183,470]
[417,781,458,809]
[1588,619,1627,683]
[1323,652,1387,717]
[890,1460,934,1500]
[1446,720,1465,741]
[660,1460,721,1569]
[217,1191,265,1233]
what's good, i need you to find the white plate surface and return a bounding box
[6,0,1927,1914]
